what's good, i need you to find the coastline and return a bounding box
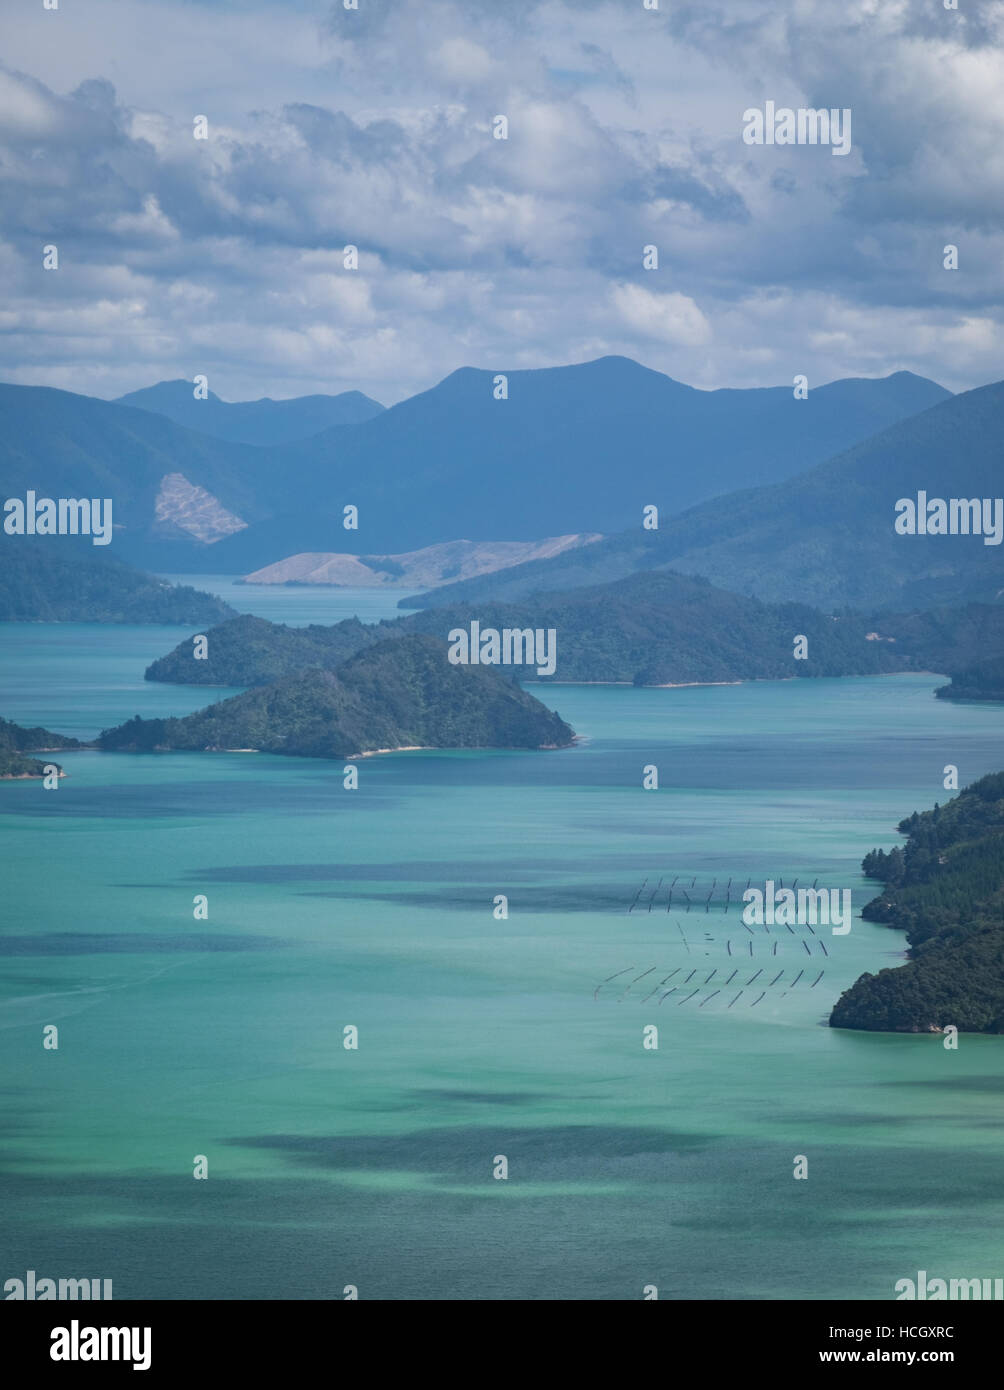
[1,769,66,780]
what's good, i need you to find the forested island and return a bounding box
[830,772,1004,1033]
[104,634,573,759]
[0,716,84,777]
[143,570,1004,691]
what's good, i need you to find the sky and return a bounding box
[1,0,1002,404]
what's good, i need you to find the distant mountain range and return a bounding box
[211,357,948,566]
[0,357,951,574]
[411,380,1004,614]
[114,380,384,445]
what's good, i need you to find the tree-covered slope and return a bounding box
[0,383,273,533]
[0,715,85,777]
[145,570,1004,690]
[935,656,1004,703]
[830,773,1004,1033]
[144,613,382,685]
[0,540,236,624]
[109,634,573,757]
[400,572,921,684]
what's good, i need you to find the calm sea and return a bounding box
[1,580,1002,1299]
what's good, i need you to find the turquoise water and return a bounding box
[2,590,1003,1300]
[160,576,417,627]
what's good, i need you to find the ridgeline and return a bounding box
[143,571,1004,690]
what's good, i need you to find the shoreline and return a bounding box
[0,770,67,780]
[351,745,432,758]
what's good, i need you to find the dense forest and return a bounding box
[935,656,1004,703]
[106,634,574,758]
[145,613,381,685]
[145,569,1004,690]
[412,574,933,685]
[830,772,1004,1032]
[0,715,84,777]
[0,541,235,624]
[142,571,917,689]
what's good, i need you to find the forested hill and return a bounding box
[104,634,574,759]
[144,613,381,685]
[0,716,85,777]
[144,571,1004,690]
[830,772,1004,1033]
[935,657,1004,703]
[0,541,236,624]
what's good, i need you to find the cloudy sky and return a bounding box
[1,0,1002,404]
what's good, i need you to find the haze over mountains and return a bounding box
[0,383,269,545]
[0,357,951,577]
[209,358,948,568]
[412,381,1004,614]
[115,380,384,445]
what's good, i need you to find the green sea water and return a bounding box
[2,587,1003,1300]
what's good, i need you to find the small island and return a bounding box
[830,771,1004,1033]
[107,634,574,759]
[0,716,85,778]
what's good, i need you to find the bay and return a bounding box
[1,585,1002,1300]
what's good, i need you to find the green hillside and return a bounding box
[144,570,1003,690]
[935,657,1004,703]
[0,715,85,777]
[0,541,236,624]
[107,634,573,758]
[144,613,381,685]
[831,773,1004,1033]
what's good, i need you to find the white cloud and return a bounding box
[611,283,712,347]
[0,0,1000,402]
